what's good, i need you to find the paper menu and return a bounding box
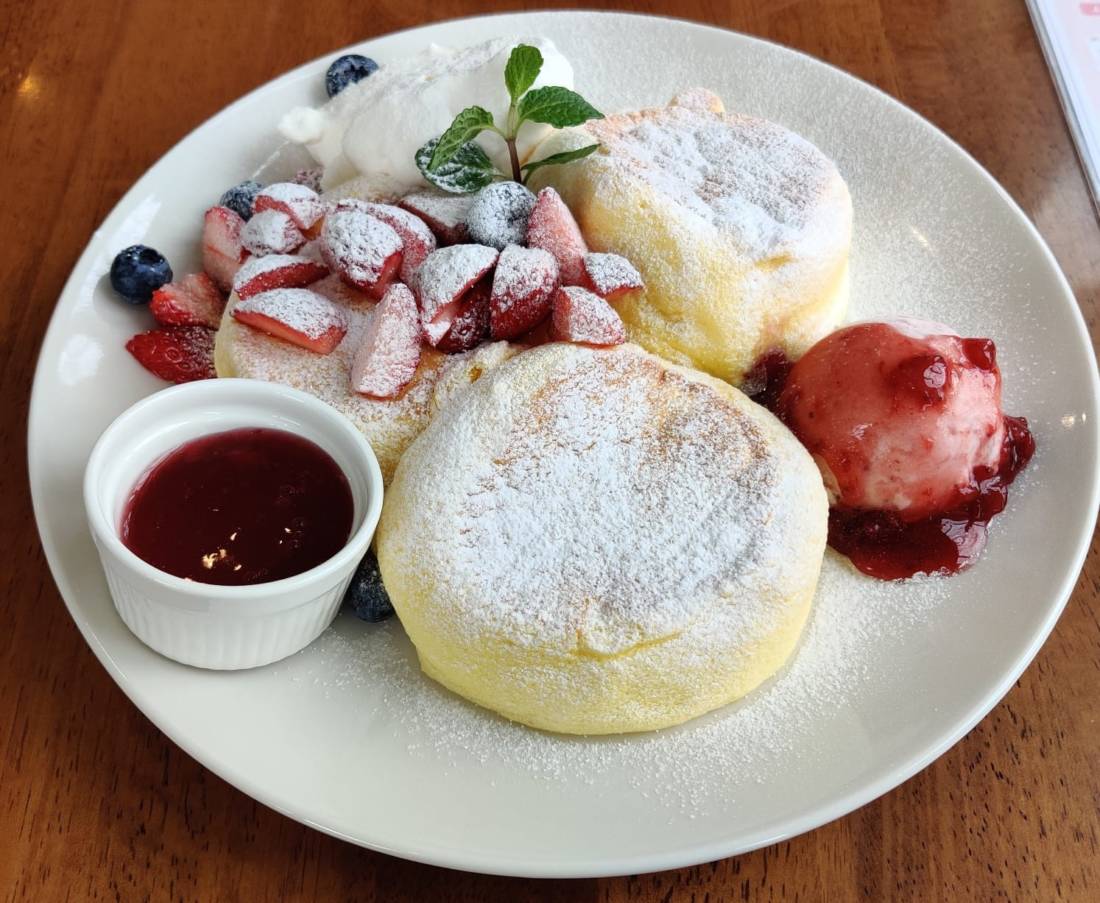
[1028,1,1100,216]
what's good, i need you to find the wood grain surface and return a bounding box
[3,0,1098,899]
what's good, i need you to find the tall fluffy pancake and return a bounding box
[529,90,852,386]
[214,275,519,483]
[377,343,828,734]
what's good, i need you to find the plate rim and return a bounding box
[28,9,1100,878]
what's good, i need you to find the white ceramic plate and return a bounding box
[29,11,1100,878]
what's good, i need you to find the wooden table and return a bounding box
[3,0,1098,898]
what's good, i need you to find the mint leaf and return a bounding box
[504,44,543,104]
[521,143,600,178]
[416,138,498,194]
[516,87,603,129]
[428,106,497,171]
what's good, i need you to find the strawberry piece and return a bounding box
[150,272,226,329]
[551,286,626,347]
[126,326,216,383]
[350,283,423,398]
[232,253,329,300]
[489,244,558,340]
[320,203,403,299]
[241,209,306,256]
[415,244,498,346]
[202,206,247,292]
[361,202,437,286]
[526,188,588,285]
[399,190,474,245]
[253,182,325,230]
[580,252,644,300]
[436,277,491,353]
[232,288,348,354]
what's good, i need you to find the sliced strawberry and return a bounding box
[232,253,329,300]
[580,252,644,300]
[253,182,325,230]
[415,244,498,346]
[202,206,247,292]
[399,190,474,245]
[150,272,226,328]
[320,204,403,299]
[361,202,437,286]
[489,244,558,340]
[526,187,588,286]
[436,277,491,353]
[240,209,306,256]
[231,288,348,354]
[350,283,423,398]
[551,286,626,347]
[126,326,216,383]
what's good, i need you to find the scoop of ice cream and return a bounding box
[279,38,574,192]
[778,318,1006,519]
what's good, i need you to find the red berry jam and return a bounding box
[825,415,1034,579]
[121,427,353,586]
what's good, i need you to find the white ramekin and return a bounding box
[83,378,383,670]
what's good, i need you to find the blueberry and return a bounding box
[345,549,394,622]
[218,180,263,221]
[466,181,537,250]
[326,54,379,98]
[109,245,172,304]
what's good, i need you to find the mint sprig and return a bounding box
[504,44,543,104]
[418,43,604,191]
[516,87,604,129]
[416,138,500,194]
[520,143,600,179]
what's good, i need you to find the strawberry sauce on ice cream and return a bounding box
[768,318,1034,579]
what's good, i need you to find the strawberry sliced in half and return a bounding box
[232,253,329,300]
[551,286,626,347]
[360,202,437,286]
[202,206,247,292]
[253,182,325,230]
[241,209,306,256]
[399,190,474,245]
[415,244,498,347]
[126,326,216,383]
[232,288,348,354]
[150,272,226,328]
[580,252,644,300]
[489,244,558,340]
[526,187,588,286]
[350,283,423,399]
[436,277,491,353]
[321,203,403,299]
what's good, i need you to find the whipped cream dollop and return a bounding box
[280,38,574,193]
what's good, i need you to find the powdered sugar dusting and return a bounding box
[255,181,325,229]
[231,253,328,296]
[583,252,643,295]
[400,190,475,243]
[351,283,423,398]
[278,537,950,811]
[233,287,347,340]
[491,245,558,315]
[552,285,625,345]
[585,89,843,261]
[416,244,498,335]
[240,209,305,256]
[321,205,402,287]
[218,278,519,481]
[466,182,537,250]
